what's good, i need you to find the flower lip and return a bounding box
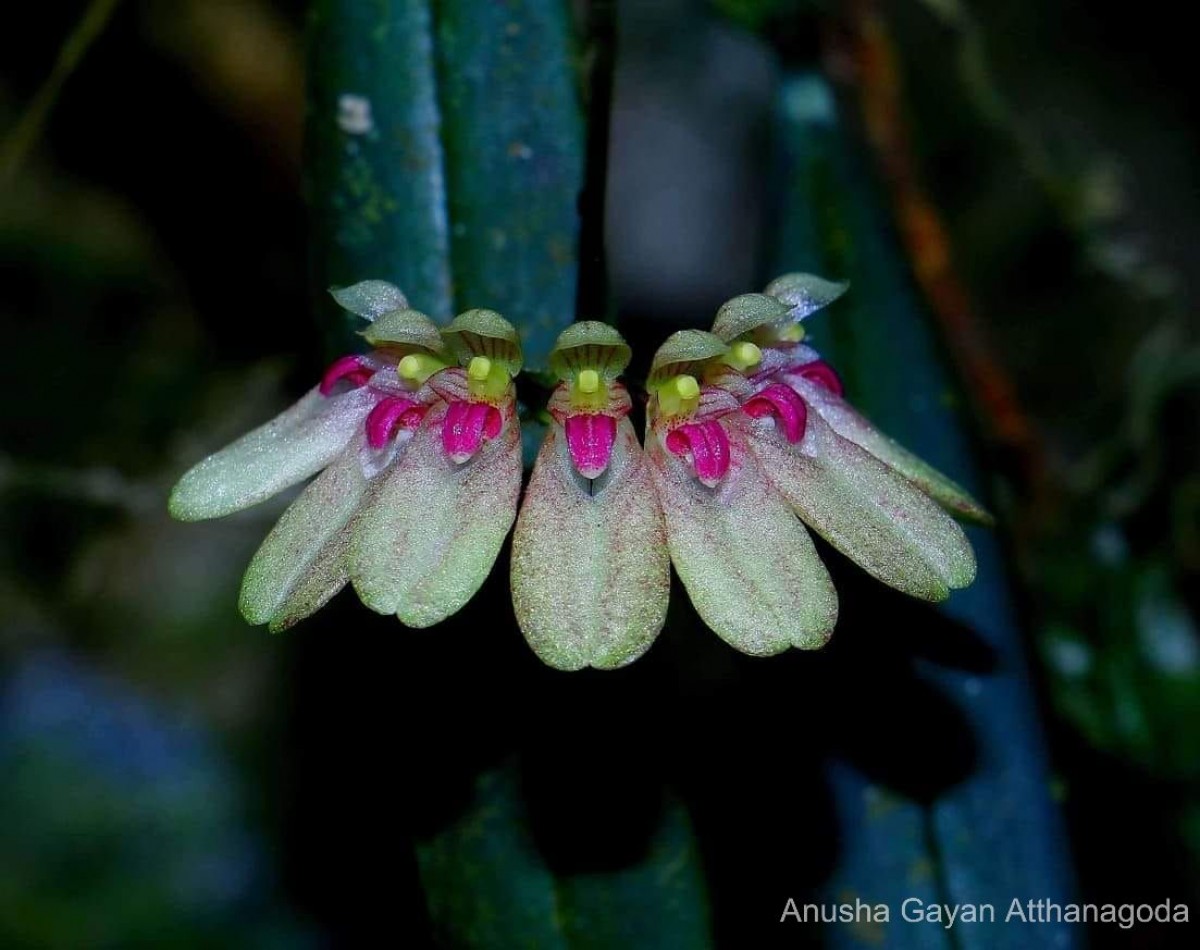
[365,396,426,449]
[564,413,618,479]
[744,384,808,443]
[442,400,504,463]
[664,420,731,487]
[319,355,374,396]
[787,359,844,397]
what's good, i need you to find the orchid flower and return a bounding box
[348,307,524,628]
[645,330,840,656]
[718,273,992,525]
[170,271,986,664]
[704,275,984,603]
[169,281,448,630]
[510,323,669,670]
[168,281,524,632]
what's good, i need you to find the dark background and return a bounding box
[1,0,1197,947]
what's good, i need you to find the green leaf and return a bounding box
[308,0,454,347]
[417,768,711,949]
[432,0,586,364]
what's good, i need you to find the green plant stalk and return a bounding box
[771,72,1079,950]
[0,0,124,183]
[306,1,711,945]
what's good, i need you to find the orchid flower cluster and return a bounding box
[170,274,989,669]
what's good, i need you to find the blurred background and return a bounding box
[1,0,1197,947]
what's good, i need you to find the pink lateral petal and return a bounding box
[319,355,373,396]
[564,413,618,478]
[744,383,808,443]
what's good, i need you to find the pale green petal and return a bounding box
[648,428,837,655]
[351,404,522,627]
[168,386,377,521]
[511,419,669,670]
[238,438,369,631]
[736,411,976,601]
[266,544,351,633]
[789,375,992,524]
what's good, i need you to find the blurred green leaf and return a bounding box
[418,768,710,949]
[771,71,1078,948]
[1039,553,1200,780]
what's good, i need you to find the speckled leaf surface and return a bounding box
[433,0,585,365]
[511,419,669,670]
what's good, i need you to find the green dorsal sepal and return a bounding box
[647,329,728,389]
[547,321,632,381]
[763,272,849,321]
[329,280,410,320]
[360,308,447,354]
[711,293,793,343]
[441,309,524,376]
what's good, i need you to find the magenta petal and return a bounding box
[666,420,731,487]
[744,383,808,443]
[319,355,372,396]
[365,396,423,449]
[564,413,617,478]
[442,400,501,463]
[793,359,844,397]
